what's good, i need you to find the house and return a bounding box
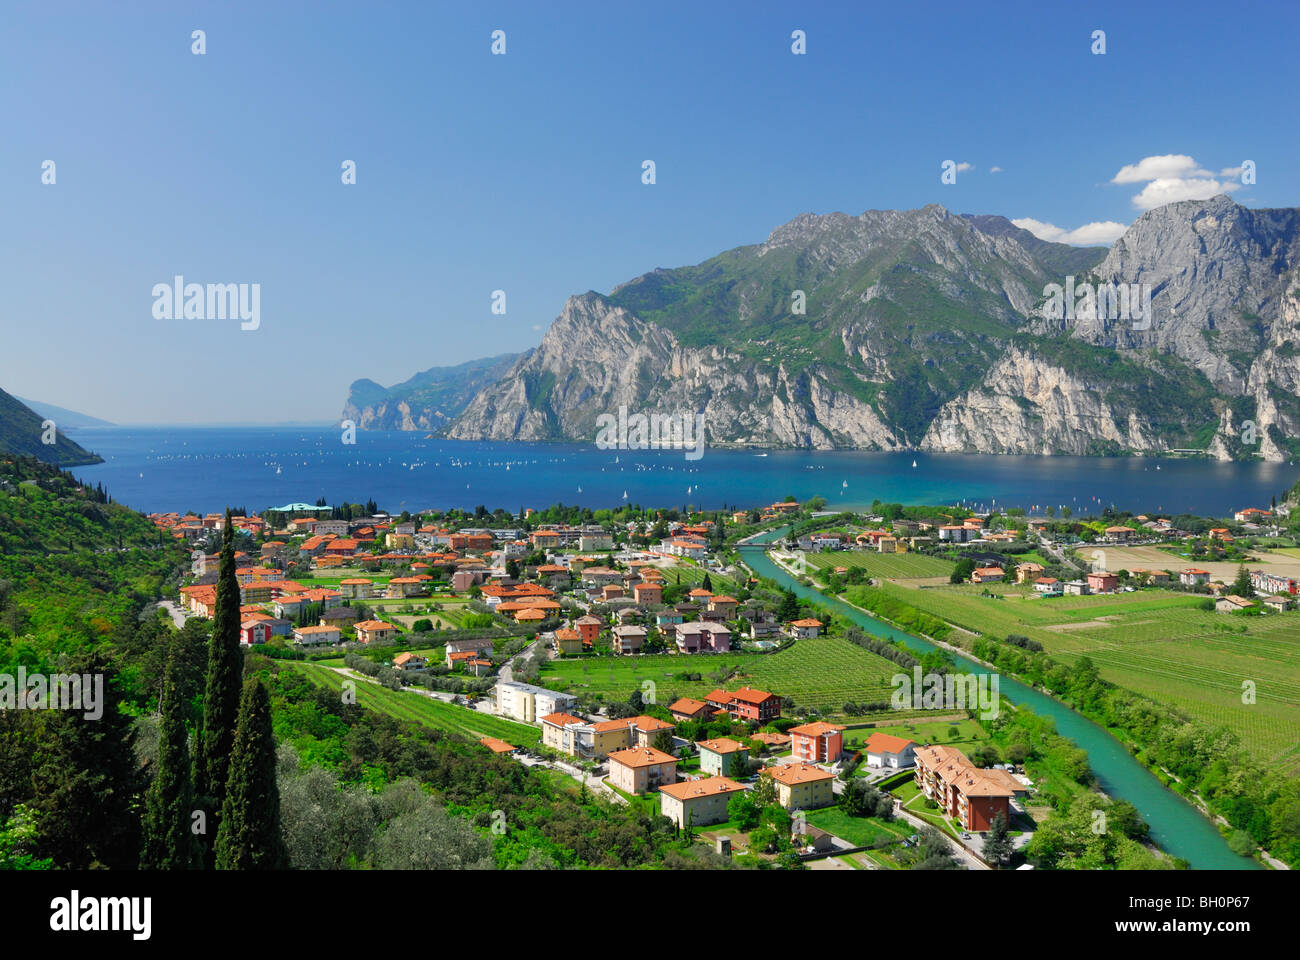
[656,610,684,628]
[1262,595,1294,612]
[938,525,973,543]
[1234,507,1273,523]
[554,628,584,655]
[494,680,577,723]
[1015,562,1044,584]
[674,621,732,653]
[1180,568,1211,587]
[1250,570,1299,595]
[319,606,360,627]
[764,762,835,811]
[607,746,678,795]
[971,566,1005,584]
[611,624,647,655]
[705,686,781,722]
[633,581,663,606]
[1063,580,1089,596]
[239,619,271,646]
[354,619,399,644]
[913,744,1025,832]
[668,697,716,722]
[578,532,614,551]
[788,618,823,639]
[659,776,747,829]
[1104,525,1135,542]
[1033,577,1062,595]
[792,820,835,854]
[750,731,791,752]
[293,624,341,646]
[540,712,586,752]
[393,652,428,672]
[864,732,916,768]
[574,615,603,644]
[1215,595,1255,613]
[707,595,739,618]
[789,721,846,763]
[479,737,516,755]
[1086,571,1119,594]
[697,738,750,777]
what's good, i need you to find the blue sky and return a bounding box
[3,0,1296,424]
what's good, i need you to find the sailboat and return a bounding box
[577,485,583,493]
[912,459,917,468]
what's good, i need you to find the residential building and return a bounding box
[1063,580,1089,596]
[575,615,603,644]
[668,697,716,722]
[294,624,341,646]
[1086,571,1119,594]
[607,746,677,795]
[765,762,835,811]
[495,680,577,723]
[971,566,1005,584]
[633,581,664,606]
[1215,595,1255,613]
[392,652,428,672]
[611,624,647,655]
[788,617,823,639]
[659,777,747,829]
[1033,577,1062,595]
[554,628,584,655]
[1180,568,1211,586]
[338,578,373,600]
[913,744,1025,832]
[540,712,586,753]
[354,619,399,644]
[1015,562,1044,584]
[705,686,781,722]
[698,738,749,777]
[789,721,845,763]
[864,732,915,769]
[675,621,732,653]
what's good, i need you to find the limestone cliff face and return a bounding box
[448,293,902,449]
[432,199,1300,460]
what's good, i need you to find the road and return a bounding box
[157,600,187,629]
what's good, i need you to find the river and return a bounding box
[740,530,1259,870]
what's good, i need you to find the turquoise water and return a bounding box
[742,530,1259,870]
[67,426,1300,516]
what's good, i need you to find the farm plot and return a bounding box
[806,551,956,581]
[540,634,905,713]
[288,661,540,745]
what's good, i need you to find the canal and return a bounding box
[739,532,1259,870]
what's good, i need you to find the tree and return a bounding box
[951,558,976,584]
[198,510,245,841]
[1232,564,1254,598]
[651,730,675,755]
[751,771,777,808]
[727,791,760,831]
[983,811,1013,867]
[140,643,199,869]
[702,573,713,592]
[214,679,288,870]
[777,589,799,623]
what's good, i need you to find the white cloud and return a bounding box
[989,165,1003,173]
[1111,154,1241,210]
[1130,176,1240,210]
[955,162,974,172]
[1012,217,1129,246]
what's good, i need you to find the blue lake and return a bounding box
[65,425,1300,517]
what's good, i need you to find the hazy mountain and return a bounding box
[438,198,1300,461]
[0,388,103,466]
[15,396,114,429]
[342,354,520,433]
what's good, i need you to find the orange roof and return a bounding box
[698,737,747,754]
[479,737,516,754]
[554,628,581,640]
[630,715,675,732]
[353,620,396,631]
[863,732,915,755]
[607,746,676,769]
[764,762,834,785]
[542,712,586,727]
[707,686,776,706]
[789,618,823,628]
[788,721,845,737]
[659,776,746,801]
[669,697,710,714]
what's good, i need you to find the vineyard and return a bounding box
[541,633,916,714]
[288,661,541,745]
[805,550,956,580]
[876,582,1300,771]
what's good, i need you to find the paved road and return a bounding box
[157,600,187,629]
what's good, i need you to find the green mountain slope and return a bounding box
[0,388,103,466]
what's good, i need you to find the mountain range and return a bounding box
[344,196,1300,461]
[0,388,103,466]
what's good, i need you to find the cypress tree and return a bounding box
[214,679,287,870]
[197,509,244,840]
[140,641,198,869]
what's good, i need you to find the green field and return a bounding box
[806,807,911,847]
[845,718,987,759]
[540,633,916,713]
[877,581,1300,772]
[288,661,540,745]
[805,550,956,580]
[661,560,743,596]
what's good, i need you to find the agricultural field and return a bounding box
[1098,544,1300,582]
[877,581,1300,772]
[288,661,541,745]
[844,717,988,758]
[659,560,744,596]
[804,550,956,581]
[540,633,910,714]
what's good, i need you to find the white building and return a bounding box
[494,680,578,723]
